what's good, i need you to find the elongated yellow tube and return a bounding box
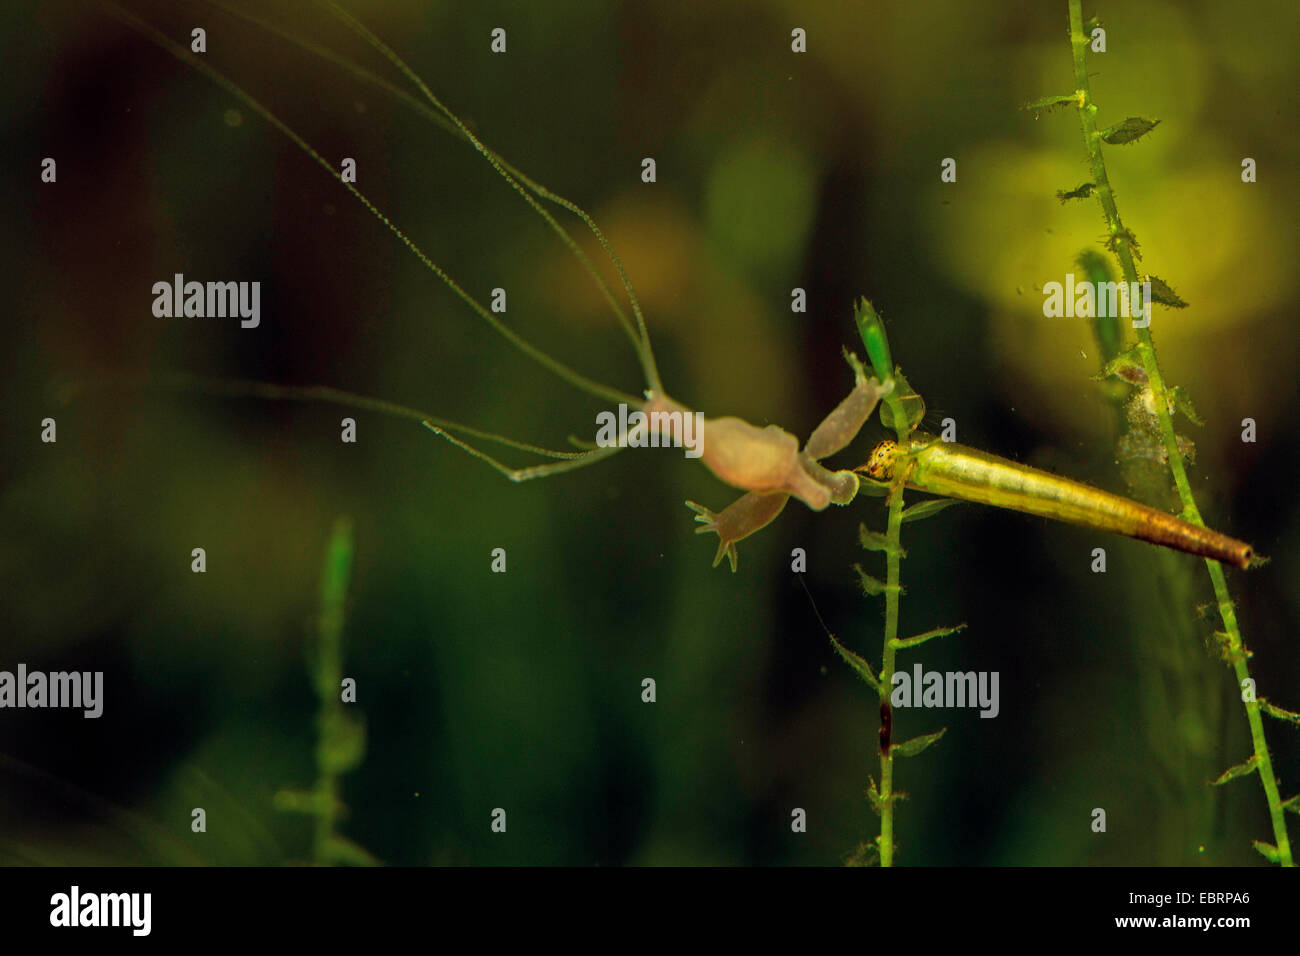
[863,435,1254,568]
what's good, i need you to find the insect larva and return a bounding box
[864,437,1254,568]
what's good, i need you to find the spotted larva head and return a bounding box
[863,440,898,481]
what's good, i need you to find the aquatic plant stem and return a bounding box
[877,486,906,867]
[275,517,377,864]
[1067,0,1291,865]
[857,300,917,867]
[312,517,351,864]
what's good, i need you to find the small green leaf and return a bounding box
[1056,182,1096,203]
[854,297,893,384]
[865,777,885,816]
[852,563,888,597]
[891,623,968,650]
[845,842,880,867]
[1144,274,1188,308]
[1211,755,1259,786]
[1169,386,1203,426]
[827,630,884,695]
[890,727,947,758]
[856,477,891,497]
[859,524,905,556]
[1261,699,1300,724]
[900,498,962,523]
[1281,794,1300,816]
[878,369,926,436]
[1023,93,1079,117]
[320,711,367,774]
[865,776,906,815]
[1252,840,1281,864]
[1100,117,1160,145]
[1207,630,1238,664]
[1093,345,1146,386]
[1210,629,1252,660]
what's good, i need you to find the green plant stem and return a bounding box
[1067,0,1291,865]
[877,486,906,867]
[857,300,916,867]
[313,517,352,864]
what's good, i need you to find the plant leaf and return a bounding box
[1261,699,1300,724]
[865,777,885,816]
[1211,755,1259,785]
[827,630,883,696]
[865,776,906,815]
[1144,274,1188,308]
[1100,116,1160,145]
[900,498,962,523]
[1023,93,1079,117]
[859,524,905,556]
[853,563,889,597]
[1252,840,1281,864]
[890,727,947,758]
[856,477,891,497]
[320,711,367,774]
[854,298,894,384]
[891,623,968,650]
[845,842,880,867]
[1094,345,1147,386]
[1163,385,1204,427]
[879,369,926,435]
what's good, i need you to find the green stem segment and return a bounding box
[312,517,353,864]
[858,300,908,867]
[878,488,905,867]
[1067,0,1291,865]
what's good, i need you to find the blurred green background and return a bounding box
[1,0,1297,865]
